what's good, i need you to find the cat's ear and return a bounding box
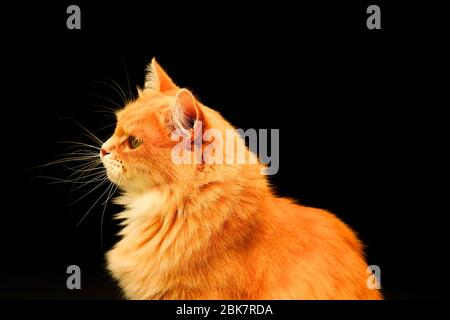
[144,58,177,92]
[171,89,202,134]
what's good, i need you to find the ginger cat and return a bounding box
[102,58,382,300]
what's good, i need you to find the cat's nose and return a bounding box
[101,148,110,157]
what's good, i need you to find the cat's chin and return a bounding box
[106,170,122,185]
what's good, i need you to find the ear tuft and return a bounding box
[136,86,144,97]
[145,58,177,92]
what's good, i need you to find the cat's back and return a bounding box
[259,197,380,299]
[268,197,363,253]
[270,198,362,252]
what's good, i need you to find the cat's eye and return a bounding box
[127,135,143,149]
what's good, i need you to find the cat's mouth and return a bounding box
[101,154,124,184]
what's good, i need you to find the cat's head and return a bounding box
[100,58,241,193]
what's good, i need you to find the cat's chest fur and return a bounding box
[106,189,209,299]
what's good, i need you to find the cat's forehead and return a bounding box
[114,93,173,135]
[118,93,172,117]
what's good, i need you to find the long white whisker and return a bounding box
[57,141,101,150]
[70,172,107,192]
[117,50,133,101]
[76,178,115,227]
[65,175,109,207]
[92,79,127,106]
[97,122,117,132]
[100,174,122,248]
[58,117,104,146]
[39,156,100,167]
[64,161,101,172]
[67,170,105,182]
[89,93,123,110]
[105,77,130,103]
[34,157,100,171]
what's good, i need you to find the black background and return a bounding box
[1,1,448,300]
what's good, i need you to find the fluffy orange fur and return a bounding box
[102,58,382,300]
